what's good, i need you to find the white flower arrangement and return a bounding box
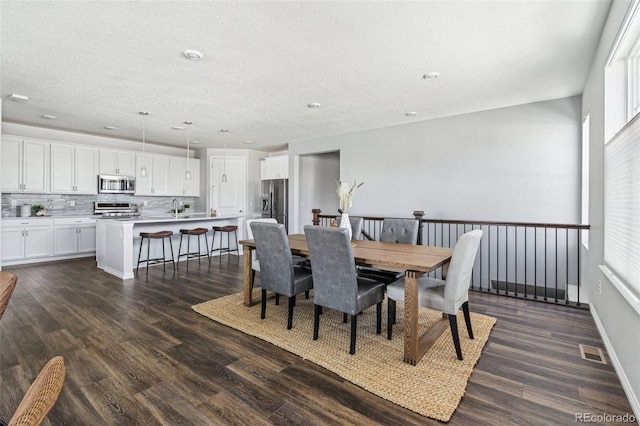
[336,180,364,213]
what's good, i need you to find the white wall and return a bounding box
[0,101,3,268]
[298,151,340,229]
[289,96,581,233]
[581,0,640,416]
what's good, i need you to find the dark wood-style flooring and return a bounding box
[0,256,634,425]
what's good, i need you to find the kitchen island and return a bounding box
[96,214,240,279]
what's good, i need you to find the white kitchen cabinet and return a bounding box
[99,149,136,176]
[1,219,52,262]
[1,136,50,193]
[53,218,96,255]
[169,157,200,196]
[260,155,288,180]
[135,153,170,196]
[50,143,98,194]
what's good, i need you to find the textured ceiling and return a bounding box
[1,1,611,151]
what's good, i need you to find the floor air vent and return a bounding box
[579,344,606,364]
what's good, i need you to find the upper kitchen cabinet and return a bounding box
[169,157,200,196]
[50,143,98,194]
[260,155,288,180]
[1,136,50,193]
[135,153,170,196]
[99,149,136,176]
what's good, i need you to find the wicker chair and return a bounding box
[4,356,66,426]
[0,271,18,321]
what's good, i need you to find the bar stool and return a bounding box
[136,231,175,275]
[211,225,239,264]
[177,228,210,267]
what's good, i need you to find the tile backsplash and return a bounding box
[1,193,196,217]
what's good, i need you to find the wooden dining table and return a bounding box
[239,234,454,365]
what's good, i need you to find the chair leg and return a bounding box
[233,230,239,262]
[275,294,280,305]
[343,313,348,323]
[287,296,295,329]
[313,304,321,340]
[448,314,463,360]
[250,269,256,290]
[177,234,184,268]
[204,232,211,263]
[387,301,393,340]
[197,234,201,264]
[305,290,309,299]
[168,236,175,271]
[136,236,145,274]
[261,289,267,320]
[146,236,151,275]
[350,314,357,355]
[186,235,192,263]
[462,301,474,339]
[376,301,382,334]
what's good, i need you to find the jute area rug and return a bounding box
[192,291,496,422]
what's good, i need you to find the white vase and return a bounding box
[340,212,352,240]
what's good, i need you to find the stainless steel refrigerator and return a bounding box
[261,179,288,231]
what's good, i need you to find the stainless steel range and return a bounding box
[94,202,140,218]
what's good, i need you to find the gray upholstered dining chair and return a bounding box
[386,229,483,360]
[358,218,419,283]
[380,218,419,244]
[246,218,307,290]
[250,221,313,329]
[246,218,278,288]
[338,215,364,240]
[304,225,386,355]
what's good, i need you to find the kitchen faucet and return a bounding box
[172,198,179,219]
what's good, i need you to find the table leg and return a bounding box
[243,246,253,306]
[403,269,451,365]
[403,270,420,365]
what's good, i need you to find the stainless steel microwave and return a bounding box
[98,175,135,194]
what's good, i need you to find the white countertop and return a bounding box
[2,215,98,220]
[100,213,239,224]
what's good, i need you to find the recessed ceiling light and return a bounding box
[104,125,116,130]
[10,94,29,101]
[172,126,184,130]
[423,72,440,79]
[183,49,203,60]
[308,103,321,109]
[191,140,200,144]
[41,114,56,119]
[405,112,418,117]
[244,140,254,144]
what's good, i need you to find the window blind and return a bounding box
[604,114,640,297]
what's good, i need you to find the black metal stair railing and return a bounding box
[312,209,590,307]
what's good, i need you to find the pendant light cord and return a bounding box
[139,112,148,177]
[221,129,228,182]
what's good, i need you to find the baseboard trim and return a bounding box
[590,303,640,419]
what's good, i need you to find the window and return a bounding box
[603,0,640,305]
[581,113,589,248]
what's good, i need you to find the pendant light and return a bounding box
[139,112,149,177]
[184,121,192,180]
[220,129,229,183]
